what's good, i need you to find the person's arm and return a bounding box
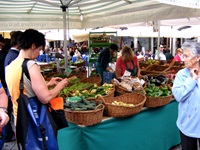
[0,84,9,127]
[115,59,122,78]
[172,70,196,103]
[29,64,68,104]
[135,57,141,77]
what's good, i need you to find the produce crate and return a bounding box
[97,93,146,117]
[103,72,115,84]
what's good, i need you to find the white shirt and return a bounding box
[155,51,166,60]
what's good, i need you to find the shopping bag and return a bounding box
[16,95,59,150]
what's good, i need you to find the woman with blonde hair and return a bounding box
[115,45,140,78]
[174,48,183,61]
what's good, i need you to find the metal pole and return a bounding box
[157,20,160,50]
[63,9,68,69]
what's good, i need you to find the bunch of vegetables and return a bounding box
[111,101,134,107]
[70,83,114,99]
[65,96,102,111]
[143,75,169,86]
[145,84,171,97]
[59,82,93,97]
[73,60,84,64]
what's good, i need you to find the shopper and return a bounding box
[0,80,9,149]
[115,45,140,78]
[96,43,118,80]
[0,81,9,128]
[154,44,166,60]
[5,29,68,148]
[4,31,22,142]
[174,48,184,62]
[165,49,174,61]
[172,41,200,150]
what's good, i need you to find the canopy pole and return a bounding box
[157,20,160,50]
[61,4,68,69]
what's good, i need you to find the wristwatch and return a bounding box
[0,107,8,114]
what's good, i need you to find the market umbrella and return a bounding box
[36,0,82,69]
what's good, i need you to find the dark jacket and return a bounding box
[4,48,19,67]
[97,48,110,70]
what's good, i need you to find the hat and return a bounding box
[109,43,118,51]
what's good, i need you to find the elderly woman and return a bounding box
[115,45,140,78]
[172,41,200,150]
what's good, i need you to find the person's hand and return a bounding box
[57,78,69,89]
[47,77,62,87]
[0,109,9,128]
[190,68,199,80]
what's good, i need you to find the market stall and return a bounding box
[58,100,180,150]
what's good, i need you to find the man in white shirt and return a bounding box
[154,45,166,60]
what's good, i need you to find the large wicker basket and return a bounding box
[97,93,146,117]
[115,84,146,96]
[64,104,105,126]
[81,74,102,86]
[145,94,173,108]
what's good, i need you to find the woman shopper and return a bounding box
[115,45,140,78]
[5,29,68,149]
[174,48,184,62]
[172,41,200,150]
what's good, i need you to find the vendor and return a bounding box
[96,44,118,80]
[115,45,140,78]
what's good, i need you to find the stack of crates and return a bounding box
[103,71,116,84]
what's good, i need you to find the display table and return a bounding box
[58,100,180,150]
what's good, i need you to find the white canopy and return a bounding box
[0,0,200,31]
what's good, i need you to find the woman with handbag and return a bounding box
[5,29,68,150]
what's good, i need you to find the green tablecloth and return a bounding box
[58,100,180,150]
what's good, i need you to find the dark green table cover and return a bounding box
[58,100,180,150]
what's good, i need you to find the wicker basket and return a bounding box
[139,63,151,70]
[72,60,86,67]
[97,93,146,117]
[88,87,115,102]
[115,84,146,96]
[64,104,105,126]
[166,66,183,74]
[81,74,102,86]
[145,94,173,108]
[69,71,87,80]
[173,61,184,67]
[146,64,170,73]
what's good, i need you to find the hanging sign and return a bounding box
[159,0,200,9]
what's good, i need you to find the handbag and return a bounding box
[16,59,59,150]
[48,97,68,130]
